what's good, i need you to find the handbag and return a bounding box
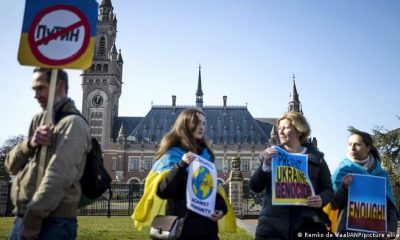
[150,214,186,240]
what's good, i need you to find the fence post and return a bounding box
[228,156,244,218]
[107,186,112,218]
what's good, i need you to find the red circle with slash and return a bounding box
[28,5,90,66]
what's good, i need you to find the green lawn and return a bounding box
[0,216,253,240]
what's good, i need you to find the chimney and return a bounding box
[172,95,176,114]
[172,95,176,107]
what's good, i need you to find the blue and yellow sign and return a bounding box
[271,146,315,205]
[347,174,387,233]
[18,0,98,69]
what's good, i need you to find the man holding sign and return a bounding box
[249,112,333,239]
[6,68,91,240]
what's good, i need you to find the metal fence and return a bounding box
[242,180,263,217]
[0,181,12,217]
[0,182,144,217]
[1,181,262,218]
[79,182,144,216]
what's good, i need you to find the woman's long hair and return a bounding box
[155,108,215,161]
[348,126,381,161]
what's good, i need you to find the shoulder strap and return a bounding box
[35,105,88,191]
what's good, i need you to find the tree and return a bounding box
[0,135,25,181]
[372,123,400,209]
[373,126,400,175]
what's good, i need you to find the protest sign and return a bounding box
[347,174,387,233]
[186,155,218,217]
[271,146,315,205]
[18,0,98,69]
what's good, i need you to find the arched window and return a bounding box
[96,64,102,72]
[103,64,108,73]
[98,36,106,55]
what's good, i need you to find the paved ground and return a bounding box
[236,218,257,237]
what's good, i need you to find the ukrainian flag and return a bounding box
[132,147,236,232]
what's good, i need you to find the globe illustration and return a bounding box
[192,166,214,200]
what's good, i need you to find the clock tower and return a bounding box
[81,0,123,148]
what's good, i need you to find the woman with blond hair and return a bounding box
[133,108,235,240]
[249,111,333,240]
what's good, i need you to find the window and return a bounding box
[128,156,140,171]
[112,158,116,171]
[98,36,106,55]
[144,157,153,171]
[241,157,250,171]
[215,158,223,171]
[251,157,259,171]
[96,64,102,72]
[224,158,231,172]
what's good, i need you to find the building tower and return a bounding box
[269,126,279,146]
[81,0,123,148]
[195,65,204,109]
[288,75,303,114]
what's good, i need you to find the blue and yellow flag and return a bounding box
[323,202,338,233]
[132,147,236,232]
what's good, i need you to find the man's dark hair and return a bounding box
[33,67,69,93]
[348,126,380,161]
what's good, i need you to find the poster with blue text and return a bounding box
[271,146,315,205]
[347,174,387,233]
[186,154,217,217]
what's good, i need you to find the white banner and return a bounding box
[186,154,218,217]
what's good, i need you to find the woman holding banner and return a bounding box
[331,127,398,239]
[132,108,236,240]
[249,111,334,240]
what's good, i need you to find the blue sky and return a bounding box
[1,0,399,171]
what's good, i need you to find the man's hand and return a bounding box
[21,225,39,240]
[30,125,53,148]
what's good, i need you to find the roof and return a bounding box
[111,117,143,141]
[112,106,274,144]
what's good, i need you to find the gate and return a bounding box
[242,180,263,218]
[79,182,144,216]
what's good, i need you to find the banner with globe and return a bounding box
[186,154,218,217]
[271,146,315,205]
